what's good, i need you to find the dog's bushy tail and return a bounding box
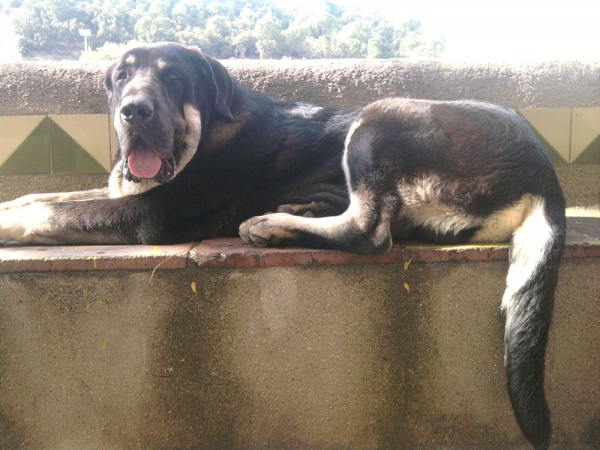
[502,196,565,450]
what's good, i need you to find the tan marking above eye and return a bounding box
[125,55,136,65]
[157,59,168,70]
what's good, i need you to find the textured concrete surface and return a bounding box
[555,164,600,208]
[0,61,110,115]
[0,259,598,449]
[4,59,600,115]
[224,59,600,109]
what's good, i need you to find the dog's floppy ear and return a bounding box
[103,61,118,109]
[187,46,235,122]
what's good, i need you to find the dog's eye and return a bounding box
[116,71,127,81]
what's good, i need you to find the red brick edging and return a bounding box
[0,237,597,273]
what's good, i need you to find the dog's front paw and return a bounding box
[239,214,296,247]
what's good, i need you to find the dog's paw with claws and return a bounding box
[239,214,297,247]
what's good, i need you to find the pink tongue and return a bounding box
[128,148,162,179]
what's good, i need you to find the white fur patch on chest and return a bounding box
[109,159,160,198]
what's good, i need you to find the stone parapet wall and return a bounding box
[2,58,600,116]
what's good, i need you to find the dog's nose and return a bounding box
[120,98,154,124]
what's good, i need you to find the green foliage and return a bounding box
[79,40,143,61]
[11,0,445,59]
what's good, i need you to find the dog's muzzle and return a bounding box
[117,96,177,183]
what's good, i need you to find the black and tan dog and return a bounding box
[0,43,564,449]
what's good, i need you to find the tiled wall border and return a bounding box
[0,109,599,175]
[516,108,599,164]
[0,114,115,175]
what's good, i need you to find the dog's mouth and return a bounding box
[124,141,176,183]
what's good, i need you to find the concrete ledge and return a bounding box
[0,242,193,272]
[0,217,598,273]
[1,244,598,448]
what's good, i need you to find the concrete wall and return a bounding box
[3,59,600,115]
[1,259,599,449]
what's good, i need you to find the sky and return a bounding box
[279,0,600,61]
[1,0,600,61]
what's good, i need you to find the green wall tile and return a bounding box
[50,118,108,174]
[50,114,112,171]
[571,108,600,164]
[572,135,600,163]
[518,108,571,165]
[0,117,51,174]
[529,130,569,165]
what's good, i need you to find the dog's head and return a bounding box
[104,43,234,195]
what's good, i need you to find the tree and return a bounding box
[12,0,445,59]
[367,37,383,58]
[254,16,284,59]
[93,0,138,44]
[15,0,92,55]
[171,1,203,29]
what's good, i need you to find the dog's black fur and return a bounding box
[0,43,565,449]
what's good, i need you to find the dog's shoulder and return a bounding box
[202,82,360,159]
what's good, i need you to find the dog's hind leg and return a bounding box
[240,119,401,254]
[275,199,343,218]
[239,190,398,255]
[272,187,350,218]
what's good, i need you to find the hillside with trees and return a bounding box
[6,0,445,60]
